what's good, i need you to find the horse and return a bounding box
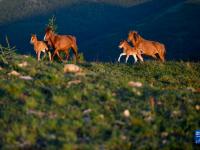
[118,40,144,63]
[44,27,79,61]
[128,31,166,62]
[30,34,51,61]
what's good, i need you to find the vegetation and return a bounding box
[0,0,78,25]
[0,37,16,65]
[46,16,58,33]
[0,42,199,149]
[0,1,199,149]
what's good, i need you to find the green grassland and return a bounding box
[0,48,200,149]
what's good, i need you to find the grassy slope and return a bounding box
[0,54,200,149]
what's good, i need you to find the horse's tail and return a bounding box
[158,44,166,62]
[153,42,165,62]
[71,36,80,61]
[163,44,166,57]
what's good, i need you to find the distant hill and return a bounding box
[0,0,77,25]
[0,0,199,61]
[135,0,200,61]
[0,0,149,25]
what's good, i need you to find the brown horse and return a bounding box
[128,31,166,62]
[30,34,51,61]
[118,40,143,63]
[44,27,79,61]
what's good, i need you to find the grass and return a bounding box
[0,53,200,149]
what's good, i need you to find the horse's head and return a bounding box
[128,31,139,44]
[119,40,128,49]
[44,27,53,41]
[30,34,37,44]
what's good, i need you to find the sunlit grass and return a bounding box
[0,54,200,149]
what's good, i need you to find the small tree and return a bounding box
[0,37,16,64]
[46,15,57,32]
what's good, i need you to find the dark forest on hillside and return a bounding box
[0,0,199,61]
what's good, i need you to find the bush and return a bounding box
[0,37,16,65]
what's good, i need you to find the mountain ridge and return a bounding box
[0,0,149,25]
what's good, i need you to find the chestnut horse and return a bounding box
[128,31,166,62]
[44,27,79,61]
[118,40,143,63]
[30,34,51,61]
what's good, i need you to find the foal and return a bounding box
[30,34,51,61]
[118,40,143,63]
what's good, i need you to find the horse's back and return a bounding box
[56,35,76,44]
[36,41,48,51]
[138,40,157,54]
[54,35,73,47]
[152,41,166,53]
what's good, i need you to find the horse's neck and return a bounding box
[33,40,38,47]
[49,33,57,44]
[138,36,144,42]
[131,35,144,45]
[131,39,137,46]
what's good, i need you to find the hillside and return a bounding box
[0,0,148,25]
[0,46,200,149]
[0,0,199,62]
[0,1,200,149]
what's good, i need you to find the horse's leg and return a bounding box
[158,51,165,62]
[56,51,63,62]
[48,51,52,61]
[65,49,70,61]
[51,50,57,61]
[137,53,144,62]
[37,51,41,61]
[52,49,63,61]
[72,44,79,61]
[118,53,126,62]
[42,51,46,60]
[125,55,130,63]
[151,54,158,60]
[133,54,138,63]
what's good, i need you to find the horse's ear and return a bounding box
[31,34,36,37]
[133,32,138,41]
[45,27,52,32]
[136,32,141,41]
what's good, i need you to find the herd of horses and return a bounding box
[30,27,166,63]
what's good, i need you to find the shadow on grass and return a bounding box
[41,86,53,104]
[116,87,141,102]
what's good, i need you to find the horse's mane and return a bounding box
[129,30,138,35]
[45,27,53,33]
[131,31,143,43]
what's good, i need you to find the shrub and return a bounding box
[0,37,16,65]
